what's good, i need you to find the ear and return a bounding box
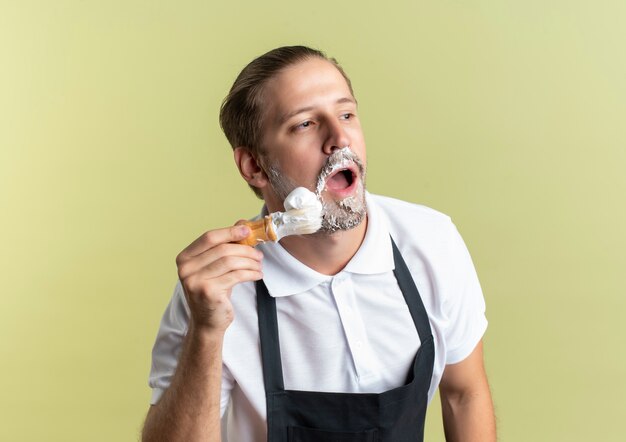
[234,147,269,189]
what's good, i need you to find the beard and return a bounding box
[262,147,367,233]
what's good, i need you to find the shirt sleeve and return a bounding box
[441,222,488,365]
[148,282,190,404]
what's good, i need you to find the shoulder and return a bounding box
[367,193,472,290]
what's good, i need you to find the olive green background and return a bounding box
[1,1,624,441]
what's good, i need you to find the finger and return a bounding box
[178,243,263,279]
[178,225,251,261]
[211,269,264,292]
[185,268,263,298]
[182,254,263,282]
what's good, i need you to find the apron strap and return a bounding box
[390,237,433,342]
[256,279,285,393]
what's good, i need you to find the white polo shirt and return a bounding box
[149,193,488,442]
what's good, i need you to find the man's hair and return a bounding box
[219,45,355,198]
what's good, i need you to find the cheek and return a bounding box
[279,155,322,182]
[288,146,325,167]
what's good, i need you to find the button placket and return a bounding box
[331,275,377,381]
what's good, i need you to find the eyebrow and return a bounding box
[278,97,357,125]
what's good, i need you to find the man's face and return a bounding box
[257,58,368,232]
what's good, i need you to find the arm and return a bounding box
[439,340,496,442]
[142,225,264,442]
[142,326,225,441]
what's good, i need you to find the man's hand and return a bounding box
[142,224,263,442]
[175,224,264,334]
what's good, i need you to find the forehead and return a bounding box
[261,58,354,122]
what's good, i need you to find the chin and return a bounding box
[318,185,367,233]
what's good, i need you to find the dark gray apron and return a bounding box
[256,238,434,441]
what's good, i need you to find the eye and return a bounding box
[293,120,313,131]
[340,113,353,120]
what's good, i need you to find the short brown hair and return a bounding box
[219,45,355,198]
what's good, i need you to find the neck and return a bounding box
[277,216,368,275]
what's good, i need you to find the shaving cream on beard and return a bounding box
[264,146,367,233]
[314,147,367,233]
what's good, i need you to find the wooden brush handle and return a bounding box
[235,216,277,246]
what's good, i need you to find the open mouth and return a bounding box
[325,167,357,193]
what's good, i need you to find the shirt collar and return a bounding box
[258,192,395,297]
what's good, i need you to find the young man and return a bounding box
[142,46,496,442]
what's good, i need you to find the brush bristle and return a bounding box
[269,187,322,240]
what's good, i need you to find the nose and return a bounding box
[322,119,351,155]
